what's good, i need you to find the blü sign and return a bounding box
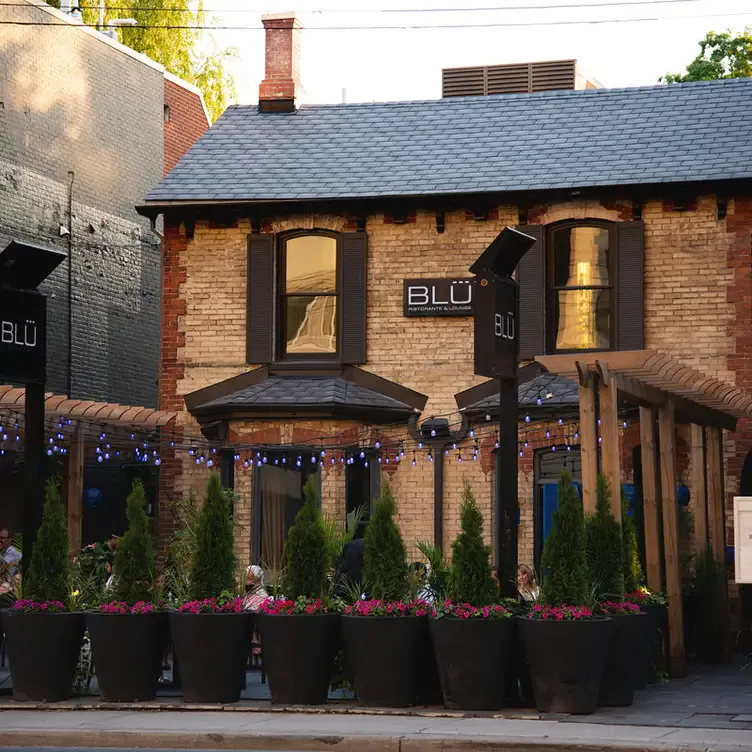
[0,288,46,384]
[403,278,473,317]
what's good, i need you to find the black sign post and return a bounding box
[0,240,66,575]
[470,228,536,598]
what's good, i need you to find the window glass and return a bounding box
[552,227,610,288]
[285,236,337,293]
[553,289,611,350]
[285,296,337,354]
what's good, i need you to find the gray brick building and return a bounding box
[0,0,167,406]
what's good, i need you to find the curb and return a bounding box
[0,729,746,752]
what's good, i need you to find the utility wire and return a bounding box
[0,0,707,13]
[1,9,749,29]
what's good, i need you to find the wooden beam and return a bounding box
[579,373,598,516]
[597,362,622,521]
[658,401,686,678]
[67,427,84,558]
[640,406,662,593]
[690,423,708,552]
[707,426,725,560]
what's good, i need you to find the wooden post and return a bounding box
[597,362,621,521]
[658,401,686,678]
[67,426,84,557]
[707,426,725,561]
[578,364,598,516]
[690,423,708,552]
[640,406,662,593]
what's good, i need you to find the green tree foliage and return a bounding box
[585,474,624,600]
[541,470,588,606]
[284,477,328,600]
[25,480,72,606]
[46,0,235,121]
[363,483,409,601]
[449,481,498,606]
[111,481,156,605]
[622,489,644,593]
[661,28,752,83]
[189,473,236,600]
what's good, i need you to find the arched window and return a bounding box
[547,222,613,352]
[279,232,338,357]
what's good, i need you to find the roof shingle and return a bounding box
[144,79,752,204]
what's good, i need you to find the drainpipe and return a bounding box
[409,413,469,551]
[66,170,74,396]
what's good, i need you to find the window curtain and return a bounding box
[259,465,302,569]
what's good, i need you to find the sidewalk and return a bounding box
[1,664,750,751]
[2,707,752,752]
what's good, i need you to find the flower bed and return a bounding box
[345,599,434,617]
[435,599,511,620]
[527,604,596,621]
[625,588,667,606]
[12,599,68,613]
[176,595,243,614]
[260,596,333,616]
[600,601,641,617]
[99,601,155,615]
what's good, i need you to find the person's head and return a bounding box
[106,535,119,552]
[409,562,427,579]
[517,564,536,589]
[0,528,11,551]
[246,565,264,589]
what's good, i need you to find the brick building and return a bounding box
[0,0,208,537]
[139,15,752,605]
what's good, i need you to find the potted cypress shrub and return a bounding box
[169,473,252,703]
[429,481,513,710]
[621,489,653,690]
[256,477,341,705]
[4,481,85,702]
[519,470,613,714]
[343,483,432,707]
[85,481,167,702]
[585,475,646,707]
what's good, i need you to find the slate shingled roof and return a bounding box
[144,78,752,204]
[465,374,580,416]
[199,375,415,413]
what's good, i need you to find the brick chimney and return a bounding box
[259,13,302,113]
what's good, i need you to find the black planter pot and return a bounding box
[430,616,514,710]
[640,602,667,684]
[343,615,424,707]
[256,613,340,705]
[598,613,648,707]
[169,611,253,703]
[416,618,442,706]
[519,616,613,714]
[86,611,168,702]
[3,610,85,702]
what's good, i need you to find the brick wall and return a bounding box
[163,78,209,176]
[159,193,752,575]
[0,0,163,405]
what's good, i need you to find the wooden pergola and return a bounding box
[535,351,752,677]
[0,385,176,555]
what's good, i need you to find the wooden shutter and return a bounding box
[616,220,645,351]
[246,234,275,364]
[516,224,545,360]
[341,232,368,364]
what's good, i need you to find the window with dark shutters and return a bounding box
[246,234,275,364]
[341,232,368,364]
[616,220,645,351]
[246,230,368,366]
[518,220,644,356]
[516,224,546,360]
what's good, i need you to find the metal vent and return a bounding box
[443,60,577,97]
